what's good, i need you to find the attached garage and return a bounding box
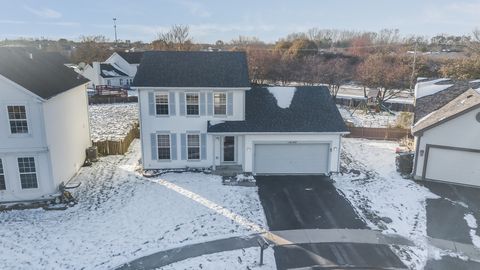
[424,146,480,186]
[254,143,330,175]
[207,86,350,175]
[412,88,480,187]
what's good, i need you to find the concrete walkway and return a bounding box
[263,229,414,247]
[115,229,480,270]
[116,235,259,270]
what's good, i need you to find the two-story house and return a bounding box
[0,48,91,202]
[81,51,144,89]
[134,51,347,175]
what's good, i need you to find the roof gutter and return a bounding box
[133,86,251,91]
[207,131,350,135]
[412,103,480,136]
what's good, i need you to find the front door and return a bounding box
[223,136,235,162]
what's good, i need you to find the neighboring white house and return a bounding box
[412,79,480,187]
[0,48,91,202]
[133,51,348,175]
[80,51,144,89]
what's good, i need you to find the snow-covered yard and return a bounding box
[89,103,138,142]
[337,105,403,128]
[158,248,275,270]
[0,140,270,270]
[333,138,439,269]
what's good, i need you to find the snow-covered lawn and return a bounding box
[89,103,138,142]
[337,105,400,128]
[333,138,439,269]
[158,248,276,270]
[0,140,269,270]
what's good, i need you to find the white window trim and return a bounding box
[17,156,39,190]
[6,104,31,137]
[155,92,170,117]
[186,133,201,161]
[213,92,228,116]
[156,133,172,161]
[185,92,200,116]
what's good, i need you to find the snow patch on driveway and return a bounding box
[333,138,439,270]
[464,214,480,248]
[0,140,268,270]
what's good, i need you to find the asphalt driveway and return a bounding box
[256,175,406,269]
[421,181,480,269]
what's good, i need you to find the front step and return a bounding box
[213,165,243,176]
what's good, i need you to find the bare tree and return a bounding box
[356,53,410,101]
[72,35,111,64]
[152,25,196,51]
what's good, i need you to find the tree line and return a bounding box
[5,25,480,100]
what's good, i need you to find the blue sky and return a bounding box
[1,0,480,43]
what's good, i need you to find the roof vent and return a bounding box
[467,94,474,99]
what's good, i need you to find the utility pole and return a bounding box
[409,42,418,93]
[113,18,118,46]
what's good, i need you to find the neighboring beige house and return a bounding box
[412,79,480,187]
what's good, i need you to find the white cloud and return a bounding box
[24,5,62,19]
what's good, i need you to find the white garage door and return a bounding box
[254,143,329,175]
[426,147,480,186]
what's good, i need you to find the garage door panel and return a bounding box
[254,143,329,175]
[426,147,480,186]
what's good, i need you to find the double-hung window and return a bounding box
[155,93,169,116]
[186,93,199,115]
[214,93,227,115]
[187,134,200,160]
[7,105,29,134]
[18,157,38,189]
[0,159,5,190]
[157,134,171,160]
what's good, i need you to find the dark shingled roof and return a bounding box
[100,63,128,78]
[412,89,480,135]
[116,51,144,64]
[133,51,250,88]
[208,86,348,133]
[0,47,88,100]
[414,79,480,124]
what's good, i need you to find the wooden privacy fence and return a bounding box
[346,127,412,140]
[93,124,140,155]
